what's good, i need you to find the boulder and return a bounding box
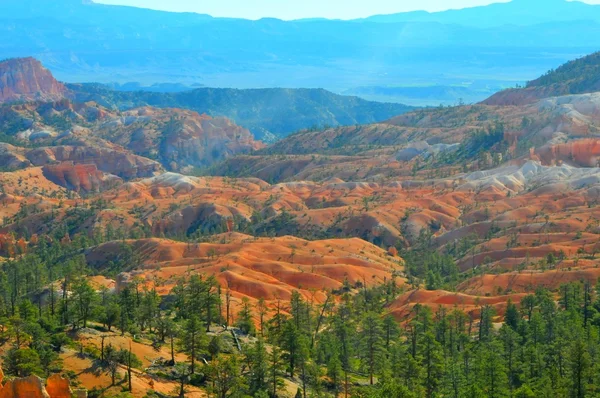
[0,375,49,398]
[44,375,71,398]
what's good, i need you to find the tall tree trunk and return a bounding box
[171,334,175,364]
[128,342,133,392]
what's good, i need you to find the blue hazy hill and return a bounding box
[363,0,600,27]
[0,0,598,105]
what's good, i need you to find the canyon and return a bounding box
[2,50,600,396]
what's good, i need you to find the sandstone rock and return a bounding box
[536,138,600,167]
[95,107,265,172]
[0,373,79,398]
[0,375,50,398]
[0,143,31,170]
[0,58,66,104]
[27,146,162,180]
[44,375,71,398]
[42,162,122,193]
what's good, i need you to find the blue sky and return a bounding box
[95,0,599,20]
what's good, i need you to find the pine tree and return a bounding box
[236,297,256,335]
[179,315,207,374]
[71,277,98,329]
[327,351,343,397]
[499,325,520,392]
[173,363,190,398]
[257,297,267,336]
[247,337,269,394]
[268,344,285,398]
[208,355,246,398]
[569,338,591,398]
[383,314,400,350]
[282,319,302,378]
[360,312,384,385]
[421,332,443,398]
[505,299,520,330]
[477,340,509,398]
[204,275,220,332]
[3,347,43,377]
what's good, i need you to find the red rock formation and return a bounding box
[44,375,72,398]
[96,107,265,171]
[0,373,74,398]
[0,144,31,170]
[0,375,49,398]
[87,234,404,301]
[42,162,122,192]
[0,58,66,104]
[27,146,162,180]
[389,289,527,321]
[535,138,600,167]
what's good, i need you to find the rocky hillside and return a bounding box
[218,89,600,183]
[0,57,66,104]
[0,99,264,182]
[0,57,413,142]
[483,51,600,106]
[91,106,265,172]
[5,51,600,398]
[71,84,413,141]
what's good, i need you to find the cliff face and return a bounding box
[94,107,265,172]
[0,99,263,175]
[42,162,123,193]
[27,146,162,180]
[0,372,73,398]
[0,58,66,104]
[534,138,600,167]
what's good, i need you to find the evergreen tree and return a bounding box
[71,277,98,329]
[360,312,384,385]
[505,299,520,330]
[236,297,256,335]
[568,337,591,398]
[268,344,286,398]
[247,337,269,394]
[281,319,303,378]
[208,355,246,398]
[179,315,207,374]
[421,332,443,398]
[3,348,43,377]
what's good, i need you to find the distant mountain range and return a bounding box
[0,0,598,105]
[362,0,600,27]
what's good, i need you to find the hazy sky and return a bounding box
[95,0,599,20]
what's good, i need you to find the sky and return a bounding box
[95,0,600,20]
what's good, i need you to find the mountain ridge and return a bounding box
[361,0,600,27]
[69,83,413,140]
[1,0,597,105]
[0,57,413,141]
[483,51,600,105]
[48,0,600,25]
